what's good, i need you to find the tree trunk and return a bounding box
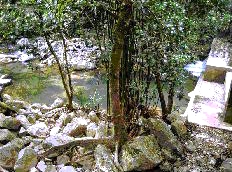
[166,82,175,114]
[110,0,133,145]
[154,70,167,118]
[44,34,73,110]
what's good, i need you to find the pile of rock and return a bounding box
[0,94,232,171]
[0,92,187,172]
[0,37,100,71]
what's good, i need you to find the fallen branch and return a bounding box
[39,137,114,158]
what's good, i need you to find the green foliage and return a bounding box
[74,86,89,106]
[74,86,103,108]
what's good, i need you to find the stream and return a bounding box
[0,39,206,111]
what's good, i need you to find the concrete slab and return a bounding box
[185,38,232,130]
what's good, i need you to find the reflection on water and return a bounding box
[0,62,107,107]
[0,60,200,110]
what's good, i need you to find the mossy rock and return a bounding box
[203,68,226,83]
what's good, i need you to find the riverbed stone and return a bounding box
[88,111,99,123]
[1,116,21,130]
[50,97,65,109]
[62,117,89,137]
[0,129,16,143]
[14,147,38,172]
[36,160,57,172]
[94,144,118,172]
[0,166,8,172]
[43,133,75,148]
[5,100,28,111]
[59,166,76,172]
[148,118,183,156]
[120,135,163,171]
[50,126,61,136]
[0,78,12,87]
[0,138,26,169]
[171,120,188,138]
[57,154,70,165]
[56,112,75,127]
[27,122,49,137]
[221,158,232,172]
[86,122,98,138]
[95,121,108,138]
[16,115,31,129]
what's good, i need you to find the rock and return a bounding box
[56,112,75,127]
[27,114,37,124]
[2,94,11,102]
[86,123,98,138]
[95,121,108,138]
[62,117,89,137]
[36,161,46,172]
[0,166,8,172]
[0,113,6,126]
[37,161,57,172]
[0,129,16,143]
[171,120,188,138]
[167,111,186,123]
[88,111,99,123]
[73,150,95,170]
[18,127,28,136]
[0,78,12,87]
[16,38,30,48]
[50,98,65,109]
[0,138,26,168]
[59,166,76,172]
[43,134,75,148]
[184,140,196,153]
[94,144,118,172]
[30,167,39,172]
[120,135,163,171]
[27,122,49,137]
[5,100,28,110]
[16,115,31,129]
[159,161,173,172]
[14,147,38,172]
[148,118,183,156]
[221,158,232,172]
[50,126,61,136]
[1,117,21,130]
[57,155,70,165]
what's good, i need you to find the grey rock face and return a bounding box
[27,122,49,137]
[221,158,232,172]
[43,134,75,148]
[14,147,38,172]
[62,117,89,137]
[1,117,21,130]
[94,144,118,172]
[0,138,25,169]
[36,160,57,172]
[59,166,76,172]
[171,120,188,138]
[16,115,31,129]
[120,135,163,171]
[0,129,16,143]
[148,118,183,156]
[57,155,70,165]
